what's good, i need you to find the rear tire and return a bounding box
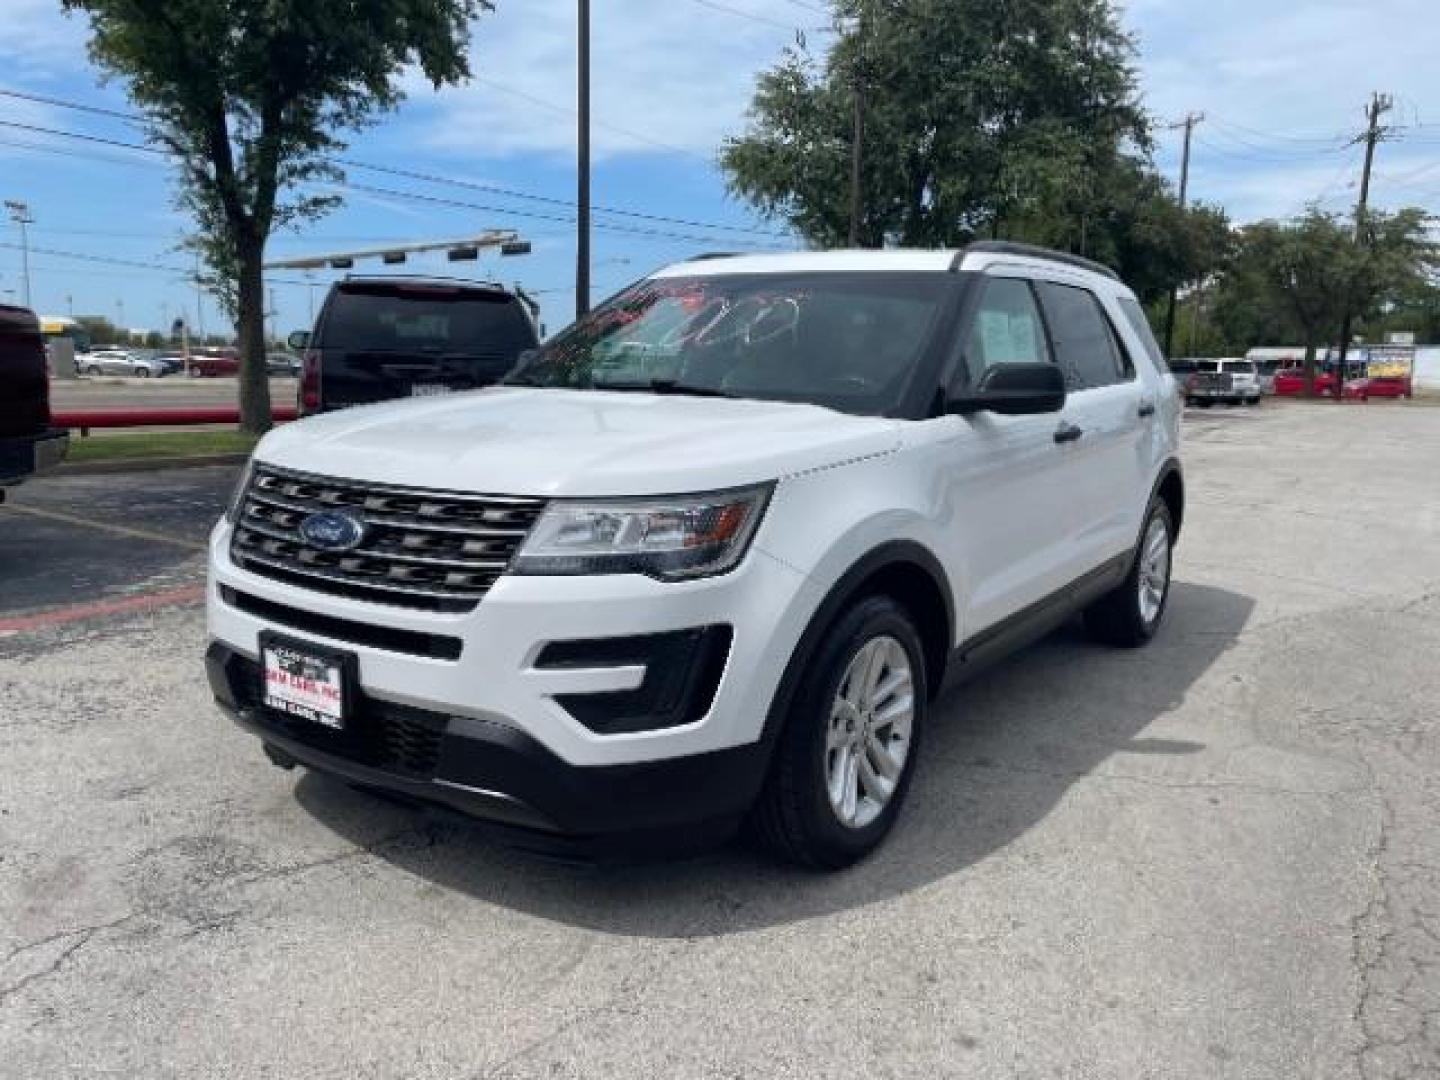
[1085,502,1174,648]
[135,367,150,379]
[85,365,101,376]
[751,595,927,870]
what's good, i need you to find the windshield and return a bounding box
[507,272,952,415]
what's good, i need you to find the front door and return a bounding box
[942,274,1081,636]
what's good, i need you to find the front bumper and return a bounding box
[207,517,813,767]
[207,642,768,852]
[0,428,69,487]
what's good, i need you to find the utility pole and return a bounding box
[1332,92,1393,397]
[4,200,33,309]
[575,0,592,318]
[847,3,868,248]
[1162,113,1203,359]
[193,253,206,342]
[267,286,277,349]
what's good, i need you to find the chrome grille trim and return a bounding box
[231,464,547,612]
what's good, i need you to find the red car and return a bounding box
[1272,367,1338,397]
[1343,376,1412,401]
[187,348,240,377]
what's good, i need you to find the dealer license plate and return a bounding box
[262,638,347,729]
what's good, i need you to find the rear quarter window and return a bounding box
[1116,297,1168,374]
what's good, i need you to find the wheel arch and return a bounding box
[760,540,955,751]
[1152,459,1185,544]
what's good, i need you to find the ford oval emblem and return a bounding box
[298,510,366,552]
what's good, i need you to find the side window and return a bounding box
[962,277,1051,385]
[1035,282,1128,391]
[1118,296,1168,374]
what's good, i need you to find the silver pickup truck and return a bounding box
[1183,358,1262,407]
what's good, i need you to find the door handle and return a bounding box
[1138,399,1157,418]
[1053,421,1084,444]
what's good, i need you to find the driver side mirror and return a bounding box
[287,330,311,351]
[947,362,1066,416]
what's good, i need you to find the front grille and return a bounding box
[231,464,546,613]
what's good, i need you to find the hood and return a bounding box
[256,387,904,497]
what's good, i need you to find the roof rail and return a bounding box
[957,240,1121,281]
[341,272,510,290]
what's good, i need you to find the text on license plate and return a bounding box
[263,644,345,728]
[411,383,452,397]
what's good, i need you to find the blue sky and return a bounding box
[1,0,1438,338]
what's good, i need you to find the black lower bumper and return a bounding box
[206,643,769,857]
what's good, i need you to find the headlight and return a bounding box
[224,458,255,524]
[513,484,772,580]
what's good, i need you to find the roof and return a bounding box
[653,249,963,278]
[652,242,1126,290]
[0,304,39,333]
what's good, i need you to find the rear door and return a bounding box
[315,282,539,410]
[1034,280,1147,573]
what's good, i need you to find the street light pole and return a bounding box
[4,200,33,309]
[576,0,592,319]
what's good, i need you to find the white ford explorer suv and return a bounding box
[206,242,1183,868]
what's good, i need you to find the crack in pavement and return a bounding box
[0,914,139,1005]
[0,824,437,1007]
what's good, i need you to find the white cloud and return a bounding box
[1131,0,1440,221]
[0,0,91,80]
[401,0,816,161]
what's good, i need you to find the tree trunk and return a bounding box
[235,239,273,436]
[1302,340,1318,398]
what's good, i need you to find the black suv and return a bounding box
[292,277,540,414]
[1,304,68,498]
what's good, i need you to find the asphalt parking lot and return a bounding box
[2,401,1438,1078]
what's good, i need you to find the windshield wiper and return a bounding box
[594,379,734,399]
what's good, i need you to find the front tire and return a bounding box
[751,595,927,869]
[1085,502,1174,648]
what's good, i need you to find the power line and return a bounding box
[0,119,783,248]
[1206,116,1350,147]
[466,77,713,164]
[341,180,790,248]
[334,157,785,238]
[0,86,140,123]
[0,95,786,239]
[687,0,821,34]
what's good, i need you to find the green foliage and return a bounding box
[1202,206,1436,366]
[74,315,119,346]
[64,0,490,431]
[722,0,1230,303]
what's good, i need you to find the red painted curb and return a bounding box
[0,584,206,637]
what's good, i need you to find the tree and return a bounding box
[75,316,120,347]
[721,0,1229,297]
[1228,207,1435,392]
[65,0,490,433]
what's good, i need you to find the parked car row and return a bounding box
[68,346,300,379]
[1172,357,1414,405]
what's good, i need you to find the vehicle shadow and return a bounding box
[293,580,1255,938]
